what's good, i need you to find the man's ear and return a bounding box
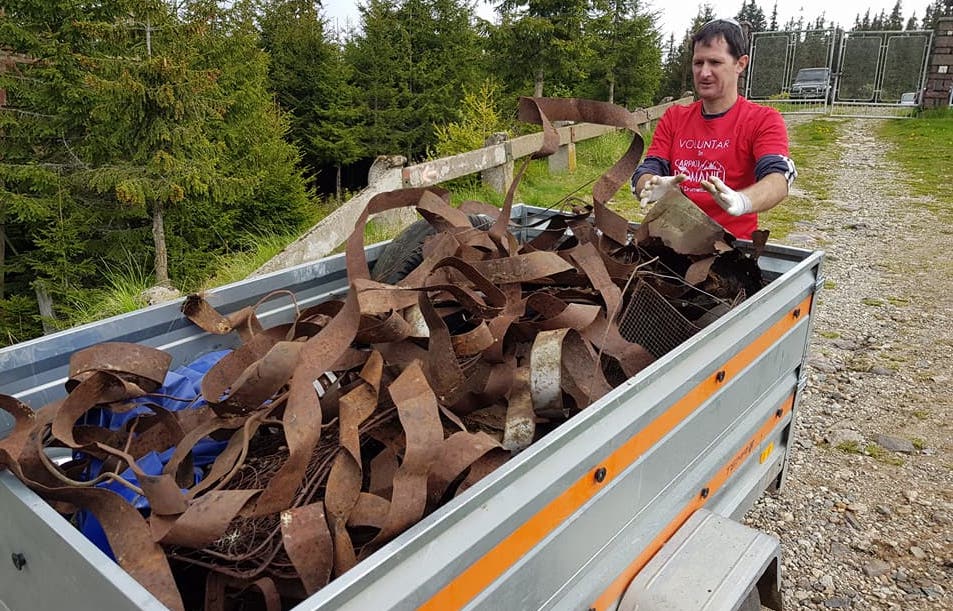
[737,54,749,73]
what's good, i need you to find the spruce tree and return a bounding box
[587,0,663,107]
[259,0,363,198]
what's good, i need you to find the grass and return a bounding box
[66,256,154,326]
[201,230,307,289]
[838,440,904,466]
[513,130,643,219]
[877,109,953,224]
[865,444,905,466]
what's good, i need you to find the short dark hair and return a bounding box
[692,18,749,60]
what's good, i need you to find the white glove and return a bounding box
[700,176,753,216]
[637,174,687,209]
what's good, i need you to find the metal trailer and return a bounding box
[0,205,824,611]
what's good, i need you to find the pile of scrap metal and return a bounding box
[0,97,768,611]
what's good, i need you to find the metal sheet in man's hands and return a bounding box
[641,189,732,255]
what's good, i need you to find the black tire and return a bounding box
[370,214,493,284]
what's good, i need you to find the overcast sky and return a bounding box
[322,0,937,43]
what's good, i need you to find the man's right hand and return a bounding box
[638,174,687,209]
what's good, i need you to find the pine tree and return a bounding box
[490,0,593,98]
[737,0,767,32]
[587,0,663,107]
[659,4,715,100]
[348,0,485,161]
[0,0,311,325]
[769,2,778,30]
[259,0,363,198]
[0,0,123,321]
[887,1,904,29]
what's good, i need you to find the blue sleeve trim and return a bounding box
[631,156,671,193]
[756,154,797,186]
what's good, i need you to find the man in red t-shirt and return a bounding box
[632,18,796,240]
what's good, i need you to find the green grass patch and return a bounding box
[836,440,861,453]
[912,437,926,451]
[202,230,306,290]
[514,130,643,219]
[878,114,953,224]
[886,296,910,306]
[66,256,154,325]
[861,297,885,306]
[865,444,905,466]
[823,279,836,290]
[911,409,929,420]
[818,330,841,339]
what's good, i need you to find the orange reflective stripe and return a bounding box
[590,392,796,611]
[420,294,812,611]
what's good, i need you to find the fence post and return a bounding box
[482,132,513,194]
[548,121,576,174]
[366,155,418,235]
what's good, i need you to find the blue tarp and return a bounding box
[77,350,231,558]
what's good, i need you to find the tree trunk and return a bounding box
[608,79,615,105]
[336,164,342,201]
[534,69,544,98]
[152,202,170,287]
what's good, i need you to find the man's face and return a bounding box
[692,35,748,103]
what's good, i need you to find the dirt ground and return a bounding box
[745,116,953,609]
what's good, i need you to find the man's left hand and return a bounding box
[700,176,753,216]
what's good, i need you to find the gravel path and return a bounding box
[745,117,953,610]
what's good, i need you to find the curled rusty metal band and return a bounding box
[0,97,763,610]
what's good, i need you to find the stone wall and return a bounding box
[925,17,953,108]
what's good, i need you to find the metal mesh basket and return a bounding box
[617,279,704,359]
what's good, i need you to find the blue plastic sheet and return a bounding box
[77,350,231,558]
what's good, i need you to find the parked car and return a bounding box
[899,91,918,106]
[790,67,832,100]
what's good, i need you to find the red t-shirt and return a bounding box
[644,97,789,239]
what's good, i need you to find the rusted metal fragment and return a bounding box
[67,342,170,394]
[366,362,442,549]
[502,367,535,451]
[640,189,730,255]
[280,502,334,594]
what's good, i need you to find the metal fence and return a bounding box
[747,28,933,119]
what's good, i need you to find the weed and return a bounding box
[865,444,905,466]
[818,330,841,339]
[886,296,910,306]
[836,440,861,453]
[911,409,929,420]
[823,279,836,290]
[912,438,926,451]
[861,297,885,307]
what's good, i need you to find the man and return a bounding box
[632,18,796,240]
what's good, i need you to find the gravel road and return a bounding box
[745,116,953,610]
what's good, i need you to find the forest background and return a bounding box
[1,0,951,346]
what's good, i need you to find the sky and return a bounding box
[322,0,937,43]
